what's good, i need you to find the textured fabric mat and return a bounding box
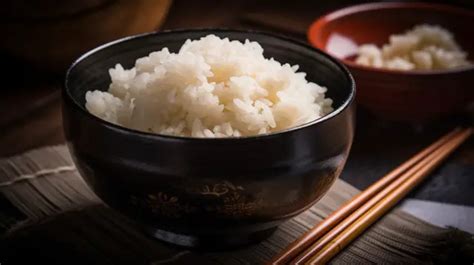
[0,146,473,264]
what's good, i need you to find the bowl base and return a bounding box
[147,226,278,249]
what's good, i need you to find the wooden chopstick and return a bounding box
[292,127,471,264]
[305,127,472,264]
[269,127,462,265]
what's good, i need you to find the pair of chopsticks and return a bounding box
[270,127,472,265]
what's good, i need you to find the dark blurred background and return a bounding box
[1,1,473,79]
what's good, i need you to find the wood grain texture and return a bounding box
[301,129,472,264]
[0,146,472,264]
[270,128,463,264]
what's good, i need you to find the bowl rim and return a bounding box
[64,28,355,142]
[307,2,474,76]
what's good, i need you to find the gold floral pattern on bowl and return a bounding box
[130,181,260,218]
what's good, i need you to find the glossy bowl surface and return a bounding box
[63,29,355,248]
[308,2,474,122]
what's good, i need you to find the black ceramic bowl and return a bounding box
[63,29,355,248]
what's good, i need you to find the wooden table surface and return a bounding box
[1,0,473,207]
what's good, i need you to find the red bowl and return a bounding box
[308,2,474,122]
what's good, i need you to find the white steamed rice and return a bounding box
[355,24,471,71]
[85,34,333,138]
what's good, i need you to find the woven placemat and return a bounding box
[0,146,472,264]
